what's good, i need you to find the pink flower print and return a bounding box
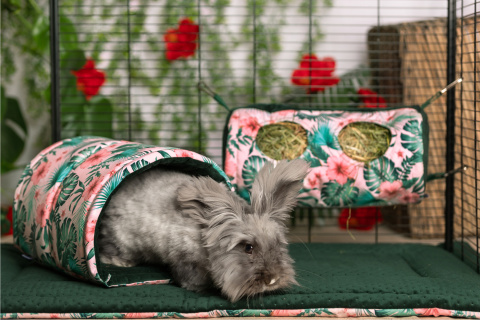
[240,116,261,136]
[61,210,67,219]
[45,187,61,213]
[35,204,48,228]
[337,309,360,317]
[85,220,97,243]
[379,181,405,200]
[400,191,420,203]
[304,167,322,189]
[174,149,194,158]
[395,149,405,159]
[31,160,52,185]
[79,148,112,170]
[224,151,236,177]
[326,154,358,185]
[271,310,303,317]
[83,175,104,200]
[414,308,452,317]
[34,189,41,200]
[230,112,240,121]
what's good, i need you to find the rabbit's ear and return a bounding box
[176,176,244,226]
[250,159,310,222]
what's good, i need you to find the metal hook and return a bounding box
[444,165,468,177]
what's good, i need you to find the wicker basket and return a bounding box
[368,17,479,238]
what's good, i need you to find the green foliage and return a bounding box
[1,0,50,117]
[3,0,334,157]
[1,87,28,173]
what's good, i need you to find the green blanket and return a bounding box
[2,243,480,318]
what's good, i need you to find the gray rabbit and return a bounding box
[97,159,310,302]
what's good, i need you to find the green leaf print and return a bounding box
[387,113,418,127]
[20,165,33,196]
[46,162,75,190]
[397,155,413,180]
[321,179,359,206]
[310,123,340,150]
[40,252,56,267]
[69,145,99,167]
[402,177,419,190]
[129,159,149,171]
[375,309,417,317]
[296,112,319,121]
[356,190,385,206]
[28,224,37,258]
[73,200,90,243]
[309,144,329,162]
[42,226,50,250]
[299,309,335,317]
[364,156,399,193]
[413,177,425,194]
[237,187,251,202]
[87,248,95,260]
[308,125,339,162]
[14,201,31,255]
[56,173,79,209]
[57,218,78,267]
[93,171,123,209]
[59,136,91,148]
[69,180,85,214]
[401,120,423,154]
[13,201,27,239]
[157,150,172,158]
[302,149,322,167]
[67,256,83,275]
[242,156,267,189]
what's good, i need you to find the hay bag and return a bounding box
[223,105,428,207]
[13,136,232,286]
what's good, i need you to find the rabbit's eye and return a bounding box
[244,243,254,254]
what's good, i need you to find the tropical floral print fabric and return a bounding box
[13,136,232,286]
[224,107,427,207]
[2,307,479,319]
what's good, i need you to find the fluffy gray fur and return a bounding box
[98,159,310,302]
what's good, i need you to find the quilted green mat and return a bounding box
[2,243,480,317]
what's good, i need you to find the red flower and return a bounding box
[291,54,340,93]
[164,18,199,61]
[338,207,383,231]
[2,206,13,236]
[71,59,106,101]
[358,88,387,108]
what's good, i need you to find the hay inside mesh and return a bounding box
[256,121,308,160]
[338,122,392,163]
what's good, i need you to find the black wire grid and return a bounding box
[49,0,479,272]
